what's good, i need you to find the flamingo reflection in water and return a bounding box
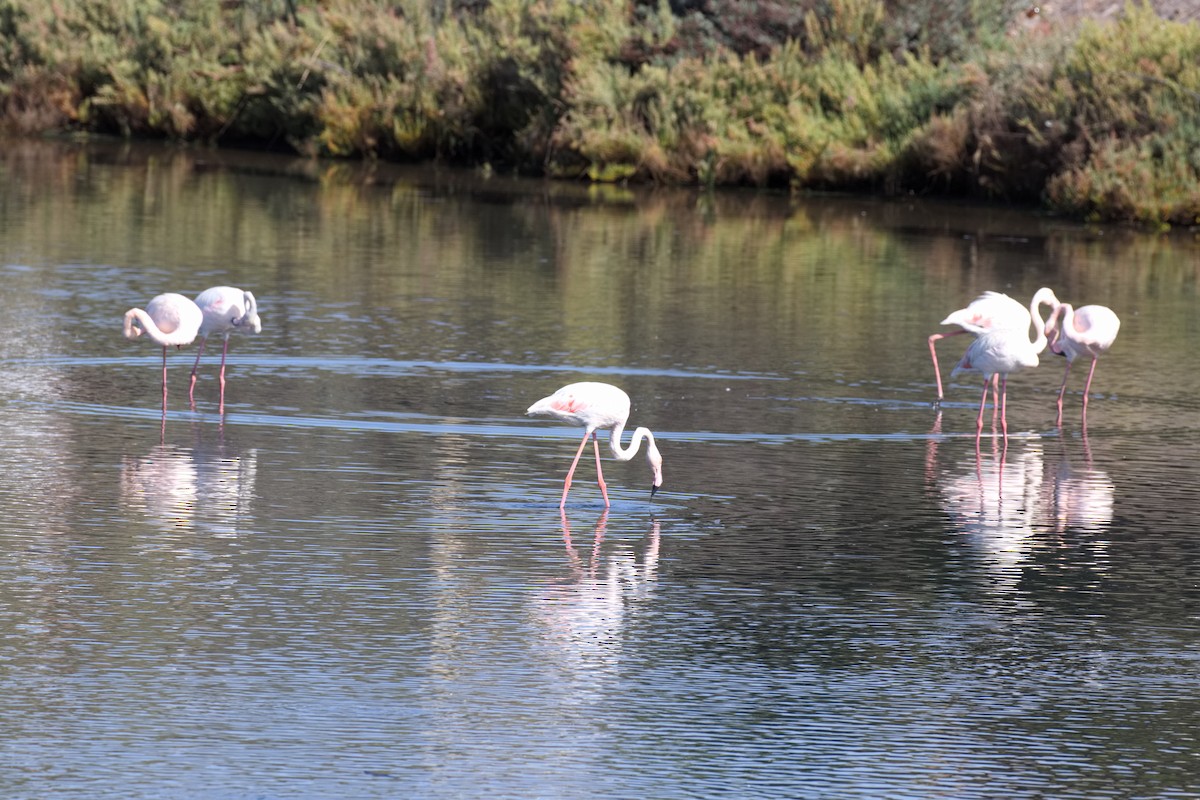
[529,511,661,674]
[1049,431,1115,536]
[120,442,259,538]
[927,424,1114,593]
[940,437,1048,592]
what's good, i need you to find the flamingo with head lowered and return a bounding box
[527,382,663,509]
[951,287,1058,438]
[123,293,204,414]
[1044,301,1120,427]
[189,286,262,411]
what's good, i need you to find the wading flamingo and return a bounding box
[526,382,664,509]
[1044,301,1120,427]
[189,286,262,411]
[123,293,204,414]
[930,290,1054,400]
[951,287,1057,438]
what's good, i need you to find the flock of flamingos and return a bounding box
[123,285,1119,509]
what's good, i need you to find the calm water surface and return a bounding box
[2,140,1199,799]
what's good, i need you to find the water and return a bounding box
[1,139,1199,799]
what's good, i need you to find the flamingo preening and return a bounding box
[929,291,1031,400]
[951,287,1058,438]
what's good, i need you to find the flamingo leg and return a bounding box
[928,330,966,400]
[1080,357,1100,421]
[559,429,593,509]
[975,378,990,436]
[591,432,611,508]
[999,374,1009,438]
[991,373,1001,422]
[1055,360,1073,427]
[217,335,231,415]
[188,336,208,404]
[160,345,169,415]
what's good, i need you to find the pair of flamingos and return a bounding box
[929,288,1120,434]
[123,287,261,415]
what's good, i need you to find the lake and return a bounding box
[1,138,1198,799]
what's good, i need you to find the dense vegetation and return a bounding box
[1,0,1198,226]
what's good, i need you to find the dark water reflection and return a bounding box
[1,139,1199,798]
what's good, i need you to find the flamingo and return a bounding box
[929,290,1051,400]
[188,286,262,411]
[1044,301,1120,426]
[123,293,204,414]
[526,382,664,509]
[951,287,1057,437]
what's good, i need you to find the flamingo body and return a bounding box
[123,293,204,414]
[189,286,261,409]
[940,291,1030,335]
[950,288,1056,437]
[526,382,664,509]
[1046,302,1119,425]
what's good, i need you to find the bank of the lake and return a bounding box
[2,0,1199,227]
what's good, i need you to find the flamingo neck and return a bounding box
[609,422,653,462]
[1027,291,1051,353]
[124,308,195,347]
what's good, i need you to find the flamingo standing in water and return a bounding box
[951,287,1058,438]
[123,293,204,414]
[929,290,1055,400]
[1044,301,1120,426]
[526,382,664,509]
[188,286,262,411]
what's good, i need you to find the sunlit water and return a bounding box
[1,139,1199,798]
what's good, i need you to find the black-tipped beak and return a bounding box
[650,484,659,498]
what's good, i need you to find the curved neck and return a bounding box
[609,422,654,462]
[1027,291,1051,353]
[1057,303,1075,332]
[124,308,195,347]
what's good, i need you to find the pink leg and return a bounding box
[217,336,230,415]
[928,330,966,400]
[1080,357,1100,421]
[161,345,169,415]
[189,336,208,404]
[999,374,1009,438]
[591,433,610,508]
[975,379,990,437]
[991,373,1000,421]
[1055,360,1073,427]
[559,430,593,509]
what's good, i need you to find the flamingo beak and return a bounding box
[650,484,659,498]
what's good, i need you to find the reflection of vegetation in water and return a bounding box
[1,2,1198,224]
[4,140,1198,387]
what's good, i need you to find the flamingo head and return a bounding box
[1044,303,1069,355]
[123,309,146,340]
[647,439,663,497]
[235,291,262,334]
